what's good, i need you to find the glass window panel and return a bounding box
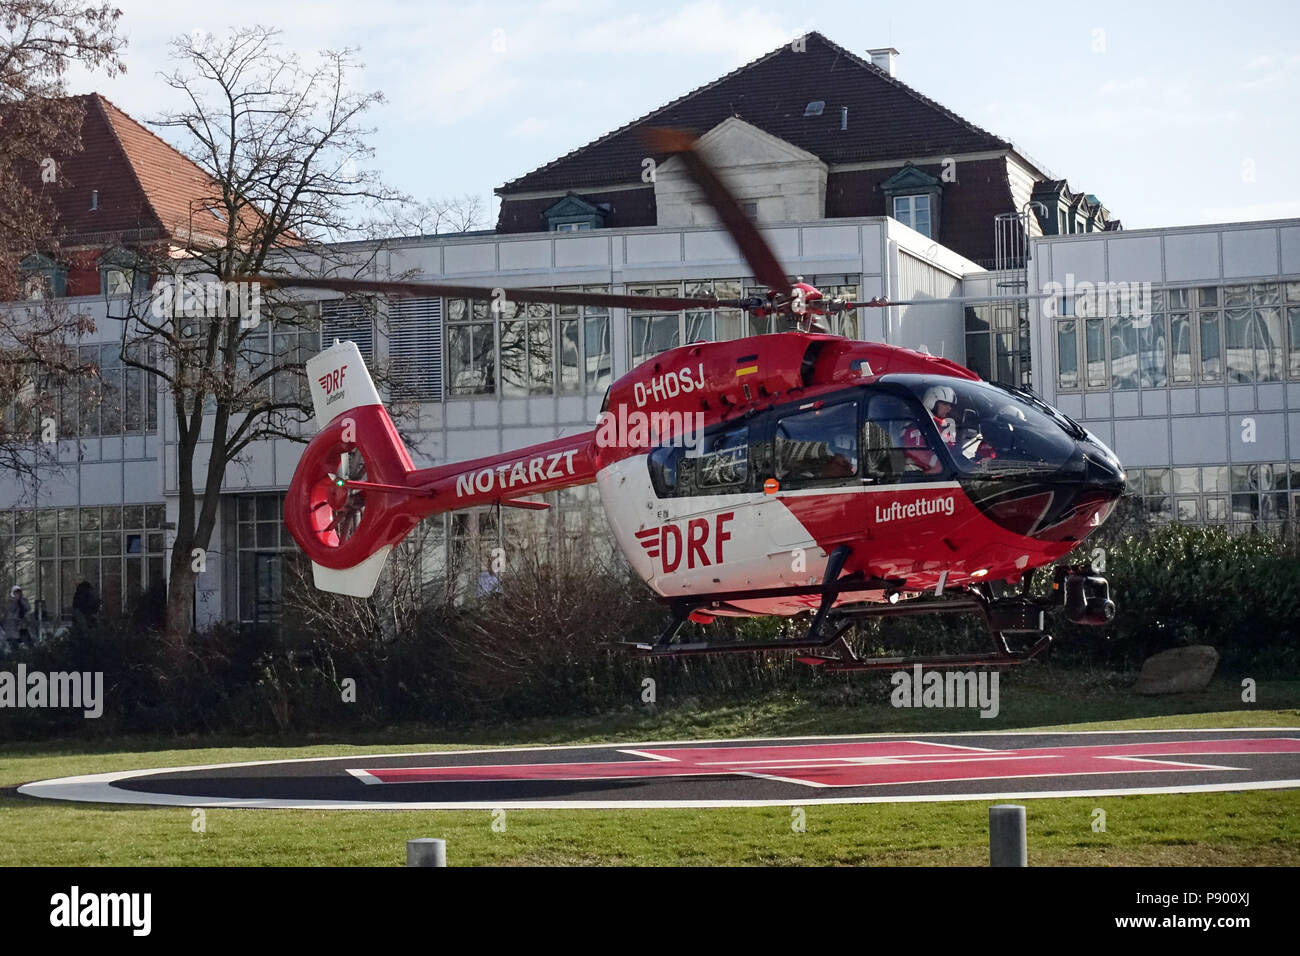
[59,560,78,612]
[498,319,528,398]
[775,402,859,482]
[685,311,712,343]
[124,506,145,529]
[1169,313,1192,383]
[1142,468,1171,496]
[447,323,496,396]
[125,533,143,555]
[1056,320,1079,390]
[1205,496,1228,521]
[80,533,100,555]
[1197,287,1218,308]
[527,319,553,394]
[256,496,277,521]
[1224,309,1253,382]
[1262,491,1288,520]
[237,497,254,522]
[715,310,744,342]
[696,426,749,487]
[1173,467,1200,494]
[1288,306,1300,379]
[1175,497,1199,521]
[1146,496,1172,520]
[1230,493,1257,521]
[1255,307,1283,381]
[995,332,1016,384]
[838,310,860,340]
[59,534,76,556]
[146,532,164,554]
[100,532,120,555]
[15,511,34,534]
[965,333,991,381]
[1224,285,1249,308]
[37,509,56,534]
[101,562,121,613]
[1085,318,1107,388]
[630,315,679,367]
[558,318,580,393]
[965,306,991,334]
[0,511,11,536]
[1166,288,1190,310]
[101,507,121,530]
[80,507,100,531]
[1230,465,1256,492]
[38,537,55,558]
[1251,283,1280,307]
[1199,311,1222,382]
[147,505,165,528]
[584,314,611,392]
[1110,315,1138,390]
[1137,313,1167,388]
[257,523,277,548]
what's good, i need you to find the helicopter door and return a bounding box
[766,399,860,551]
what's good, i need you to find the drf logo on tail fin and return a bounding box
[319,365,348,402]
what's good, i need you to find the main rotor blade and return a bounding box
[249,274,740,313]
[644,128,792,298]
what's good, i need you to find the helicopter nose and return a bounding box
[1077,437,1126,497]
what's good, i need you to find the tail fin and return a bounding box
[286,340,415,597]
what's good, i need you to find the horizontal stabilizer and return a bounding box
[500,498,551,511]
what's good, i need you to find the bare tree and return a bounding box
[405,193,487,235]
[112,26,408,643]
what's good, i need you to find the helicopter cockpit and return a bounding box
[886,376,1085,478]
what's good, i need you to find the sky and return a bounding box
[65,0,1300,233]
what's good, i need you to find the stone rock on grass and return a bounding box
[1134,645,1220,695]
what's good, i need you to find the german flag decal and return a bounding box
[735,353,758,377]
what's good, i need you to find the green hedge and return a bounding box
[1,520,1295,739]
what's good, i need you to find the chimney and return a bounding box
[867,47,899,77]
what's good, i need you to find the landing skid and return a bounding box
[616,546,1054,671]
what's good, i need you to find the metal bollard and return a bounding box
[989,804,1027,867]
[407,838,447,867]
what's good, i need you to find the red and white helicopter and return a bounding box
[260,130,1125,672]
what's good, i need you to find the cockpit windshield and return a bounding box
[893,376,1079,476]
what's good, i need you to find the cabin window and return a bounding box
[696,426,748,488]
[648,445,684,497]
[774,402,858,483]
[862,392,930,482]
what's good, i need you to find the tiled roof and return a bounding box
[498,32,1011,194]
[41,94,228,245]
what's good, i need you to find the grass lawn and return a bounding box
[2,672,1298,866]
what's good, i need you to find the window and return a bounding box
[98,248,148,299]
[893,195,931,237]
[445,297,495,396]
[648,445,684,498]
[500,301,554,397]
[1056,319,1079,391]
[696,426,749,488]
[19,254,66,298]
[775,402,858,483]
[446,289,609,398]
[388,297,443,400]
[232,493,305,626]
[862,392,928,483]
[0,505,166,628]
